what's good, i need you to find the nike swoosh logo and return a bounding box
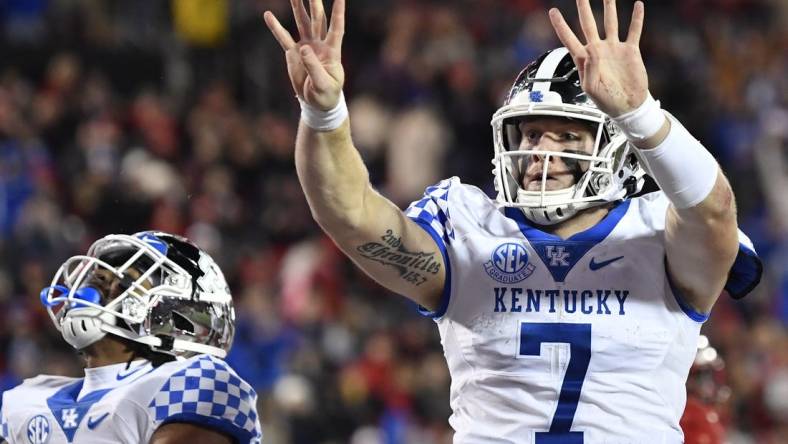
[589,256,624,271]
[87,413,109,430]
[116,365,146,381]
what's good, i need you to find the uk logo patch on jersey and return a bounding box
[484,243,536,284]
[545,245,571,266]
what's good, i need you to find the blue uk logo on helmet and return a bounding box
[136,232,168,255]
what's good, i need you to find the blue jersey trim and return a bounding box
[504,200,631,243]
[160,413,256,444]
[725,242,763,299]
[410,219,452,319]
[503,201,631,282]
[45,379,114,443]
[665,258,709,323]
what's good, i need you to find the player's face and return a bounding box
[85,267,150,302]
[517,118,595,191]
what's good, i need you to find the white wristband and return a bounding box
[636,112,719,209]
[611,94,665,142]
[298,92,348,131]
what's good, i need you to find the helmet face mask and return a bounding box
[491,47,645,225]
[41,231,235,358]
[504,116,599,191]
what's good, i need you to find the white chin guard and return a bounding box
[61,308,117,350]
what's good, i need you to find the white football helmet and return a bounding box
[40,231,235,358]
[491,47,645,225]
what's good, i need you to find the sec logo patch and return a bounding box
[26,415,50,444]
[484,243,536,284]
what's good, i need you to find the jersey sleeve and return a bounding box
[148,356,263,444]
[0,406,9,444]
[637,191,763,300]
[404,177,459,318]
[0,391,12,444]
[405,177,457,247]
[726,230,763,299]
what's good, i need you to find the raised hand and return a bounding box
[265,0,345,111]
[549,0,648,117]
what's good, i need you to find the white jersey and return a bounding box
[0,354,262,444]
[405,177,761,444]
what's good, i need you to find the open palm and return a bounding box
[265,0,346,111]
[549,0,649,117]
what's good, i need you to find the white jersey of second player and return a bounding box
[404,177,760,444]
[0,354,262,444]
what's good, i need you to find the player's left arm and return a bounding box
[644,129,739,313]
[548,0,738,312]
[149,423,233,444]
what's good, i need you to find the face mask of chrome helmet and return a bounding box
[491,47,645,225]
[40,231,235,358]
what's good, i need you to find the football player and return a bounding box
[680,335,728,444]
[0,232,262,444]
[265,0,762,442]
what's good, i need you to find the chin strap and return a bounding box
[100,323,227,358]
[517,195,603,226]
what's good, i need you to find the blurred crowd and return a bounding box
[0,0,786,443]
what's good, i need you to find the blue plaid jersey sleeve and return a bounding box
[404,177,459,318]
[148,356,263,444]
[0,407,8,443]
[405,178,457,248]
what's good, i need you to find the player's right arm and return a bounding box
[264,0,445,311]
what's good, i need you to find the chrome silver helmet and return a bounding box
[41,231,235,358]
[491,47,645,225]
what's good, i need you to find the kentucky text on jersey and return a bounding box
[493,287,629,315]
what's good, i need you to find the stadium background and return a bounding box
[0,0,786,442]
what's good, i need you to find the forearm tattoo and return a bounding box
[356,229,441,286]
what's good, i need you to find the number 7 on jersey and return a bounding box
[519,322,591,444]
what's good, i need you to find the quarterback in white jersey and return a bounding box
[403,178,759,443]
[266,0,761,442]
[0,232,262,444]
